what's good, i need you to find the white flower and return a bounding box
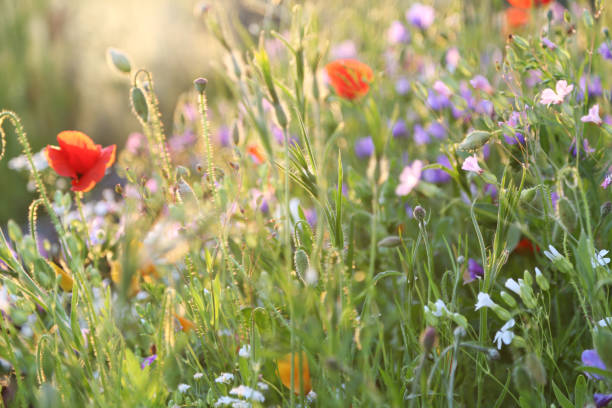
[238,344,251,358]
[493,319,515,350]
[214,396,251,408]
[193,372,204,380]
[215,373,235,384]
[230,385,265,402]
[474,292,497,311]
[543,245,562,262]
[428,299,449,317]
[306,390,318,403]
[597,317,612,328]
[177,383,191,393]
[504,278,522,296]
[591,249,610,268]
[539,80,574,105]
[256,381,269,391]
[534,267,542,277]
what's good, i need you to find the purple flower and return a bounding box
[405,204,413,218]
[355,137,375,158]
[387,20,410,44]
[570,138,596,157]
[141,354,157,370]
[396,77,411,95]
[470,75,493,94]
[427,90,451,111]
[599,42,612,61]
[550,191,559,210]
[169,130,197,152]
[579,76,604,99]
[541,37,557,50]
[422,155,451,184]
[392,120,409,138]
[603,174,612,189]
[427,122,446,139]
[413,124,430,145]
[482,143,491,160]
[406,3,435,29]
[594,393,612,408]
[582,349,606,380]
[526,70,542,88]
[217,126,231,147]
[484,183,498,199]
[126,132,144,154]
[462,155,483,174]
[304,208,317,228]
[476,100,494,116]
[464,258,484,283]
[501,112,526,145]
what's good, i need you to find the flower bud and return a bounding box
[194,77,208,94]
[413,205,426,221]
[534,267,549,291]
[107,48,132,74]
[294,249,310,281]
[523,270,533,286]
[232,124,240,145]
[130,87,148,123]
[500,291,517,308]
[492,305,512,322]
[601,201,612,218]
[457,130,491,152]
[420,327,437,352]
[456,255,465,265]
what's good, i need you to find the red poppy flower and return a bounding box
[325,59,373,100]
[45,131,116,192]
[513,238,540,254]
[508,0,532,8]
[247,144,266,165]
[506,7,530,27]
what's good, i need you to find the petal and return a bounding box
[45,146,77,178]
[70,144,116,192]
[508,0,532,8]
[57,131,102,174]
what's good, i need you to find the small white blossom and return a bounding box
[193,372,204,380]
[543,245,562,262]
[493,319,515,350]
[214,396,251,408]
[230,385,265,402]
[597,317,612,328]
[474,292,497,311]
[591,249,610,268]
[256,381,269,390]
[215,373,235,384]
[238,344,251,358]
[430,299,449,317]
[504,278,522,296]
[177,383,191,393]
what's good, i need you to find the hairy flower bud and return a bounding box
[194,77,208,94]
[420,326,437,352]
[413,205,426,221]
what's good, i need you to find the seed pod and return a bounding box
[457,130,491,152]
[107,48,132,74]
[130,87,148,123]
[294,249,309,281]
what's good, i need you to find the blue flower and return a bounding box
[355,137,374,158]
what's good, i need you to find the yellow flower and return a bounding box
[47,261,73,292]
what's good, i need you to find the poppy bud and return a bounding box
[420,326,437,352]
[457,130,491,152]
[601,201,612,218]
[413,205,426,221]
[194,77,208,94]
[107,48,132,74]
[294,249,309,281]
[378,236,401,248]
[232,124,240,145]
[130,87,148,123]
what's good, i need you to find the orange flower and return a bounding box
[508,0,532,8]
[325,59,373,100]
[247,144,266,165]
[45,131,116,192]
[277,352,311,394]
[174,313,195,333]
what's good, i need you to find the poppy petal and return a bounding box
[508,0,532,8]
[45,146,77,178]
[506,7,529,27]
[57,131,102,174]
[70,144,116,192]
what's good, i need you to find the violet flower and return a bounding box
[413,124,430,145]
[406,3,435,29]
[392,120,409,138]
[427,122,446,139]
[355,137,374,158]
[387,20,410,44]
[599,42,612,61]
[141,354,157,370]
[464,258,484,283]
[582,349,606,380]
[422,155,451,184]
[594,394,612,408]
[470,75,493,94]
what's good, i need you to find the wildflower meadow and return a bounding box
[2,0,612,406]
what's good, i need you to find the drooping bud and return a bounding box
[413,205,426,222]
[294,249,310,282]
[194,77,208,94]
[457,130,491,152]
[130,87,148,123]
[378,236,402,248]
[107,48,132,74]
[420,326,437,352]
[601,201,612,218]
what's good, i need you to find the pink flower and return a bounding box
[581,104,602,125]
[462,155,483,174]
[540,80,574,105]
[602,174,612,189]
[433,80,452,98]
[396,160,423,196]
